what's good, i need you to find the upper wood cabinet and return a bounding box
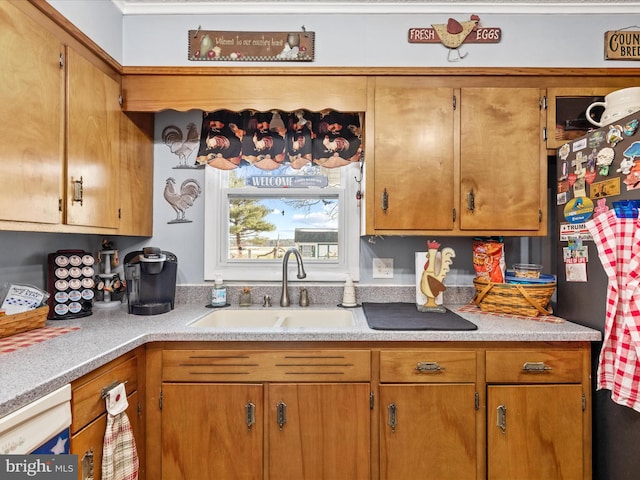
[0,1,154,236]
[545,87,617,150]
[122,74,368,112]
[66,47,121,229]
[370,79,456,232]
[459,87,545,233]
[118,112,154,236]
[365,78,547,236]
[0,1,64,225]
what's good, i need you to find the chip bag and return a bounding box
[472,239,506,283]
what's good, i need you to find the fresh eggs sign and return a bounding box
[605,30,640,60]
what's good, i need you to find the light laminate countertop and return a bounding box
[0,302,601,418]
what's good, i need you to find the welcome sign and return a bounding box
[188,30,315,61]
[605,30,640,60]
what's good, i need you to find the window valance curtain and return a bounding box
[196,109,362,171]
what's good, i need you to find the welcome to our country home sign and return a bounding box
[188,30,315,61]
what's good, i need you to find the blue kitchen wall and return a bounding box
[0,1,628,290]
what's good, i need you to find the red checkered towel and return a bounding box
[586,210,640,413]
[102,383,139,480]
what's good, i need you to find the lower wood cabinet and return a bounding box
[487,384,584,480]
[268,383,370,480]
[485,348,588,480]
[162,383,264,479]
[70,348,145,480]
[378,350,479,480]
[145,341,591,480]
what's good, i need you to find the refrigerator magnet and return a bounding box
[564,196,594,223]
[565,259,588,282]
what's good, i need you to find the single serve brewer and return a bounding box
[123,247,177,315]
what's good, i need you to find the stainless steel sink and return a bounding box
[189,308,356,329]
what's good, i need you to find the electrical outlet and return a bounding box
[373,258,394,278]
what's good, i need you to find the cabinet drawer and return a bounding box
[379,350,477,383]
[485,350,583,383]
[71,356,138,433]
[163,349,371,382]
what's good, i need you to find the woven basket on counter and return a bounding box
[472,278,556,317]
[0,305,49,339]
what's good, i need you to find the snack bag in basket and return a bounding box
[472,239,505,283]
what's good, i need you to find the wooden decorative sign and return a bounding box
[188,30,315,61]
[408,18,501,45]
[605,30,640,60]
[408,15,501,61]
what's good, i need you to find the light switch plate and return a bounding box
[373,258,394,278]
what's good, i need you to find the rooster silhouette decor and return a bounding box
[164,177,202,224]
[418,241,456,313]
[162,123,202,168]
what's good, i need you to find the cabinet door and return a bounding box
[460,88,544,232]
[0,1,63,224]
[66,47,120,229]
[379,384,477,480]
[487,385,584,480]
[119,112,154,236]
[268,383,370,480]
[372,78,455,232]
[161,383,263,480]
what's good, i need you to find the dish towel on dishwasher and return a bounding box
[102,383,139,480]
[586,210,640,413]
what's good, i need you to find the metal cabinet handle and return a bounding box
[467,189,475,212]
[81,448,94,480]
[497,404,506,434]
[246,402,255,431]
[387,403,397,433]
[381,188,389,212]
[276,401,287,431]
[72,176,84,206]
[416,361,445,373]
[522,361,552,373]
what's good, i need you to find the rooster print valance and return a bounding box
[195,109,362,171]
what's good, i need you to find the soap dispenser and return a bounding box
[341,275,357,307]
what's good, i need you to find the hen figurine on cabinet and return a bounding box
[416,241,456,313]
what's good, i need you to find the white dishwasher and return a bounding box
[0,384,71,455]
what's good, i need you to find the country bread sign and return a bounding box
[409,15,501,61]
[605,30,640,60]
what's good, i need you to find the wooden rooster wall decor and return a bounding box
[416,241,456,313]
[408,15,501,62]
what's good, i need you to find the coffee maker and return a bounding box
[123,247,177,315]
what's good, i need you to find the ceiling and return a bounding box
[112,0,640,15]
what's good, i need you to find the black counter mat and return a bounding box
[362,302,477,331]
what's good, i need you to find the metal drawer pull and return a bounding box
[276,401,287,431]
[416,361,445,373]
[387,403,397,433]
[246,402,255,431]
[522,361,552,372]
[497,405,506,434]
[81,448,93,480]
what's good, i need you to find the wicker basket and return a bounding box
[472,278,556,317]
[0,305,49,339]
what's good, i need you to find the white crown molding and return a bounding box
[111,1,640,15]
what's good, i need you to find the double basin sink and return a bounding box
[190,308,357,329]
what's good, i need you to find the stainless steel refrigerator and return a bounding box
[553,111,640,480]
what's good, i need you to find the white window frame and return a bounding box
[204,163,361,282]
